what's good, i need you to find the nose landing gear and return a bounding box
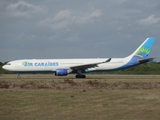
[17,73,21,78]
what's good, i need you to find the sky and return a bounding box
[0,0,160,62]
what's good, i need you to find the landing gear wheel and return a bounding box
[17,73,21,79]
[75,74,86,78]
[76,75,79,78]
[82,75,86,78]
[17,75,21,79]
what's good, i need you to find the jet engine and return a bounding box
[55,68,72,76]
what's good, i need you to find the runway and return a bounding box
[1,74,160,82]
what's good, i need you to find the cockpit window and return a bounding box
[6,63,11,65]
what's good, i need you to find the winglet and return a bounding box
[105,58,112,62]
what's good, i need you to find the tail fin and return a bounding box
[129,38,155,59]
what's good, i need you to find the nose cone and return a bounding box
[2,65,7,70]
[2,65,12,71]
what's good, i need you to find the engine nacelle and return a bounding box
[55,68,69,76]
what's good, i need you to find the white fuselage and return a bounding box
[2,57,131,73]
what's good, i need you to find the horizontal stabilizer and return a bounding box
[138,58,155,64]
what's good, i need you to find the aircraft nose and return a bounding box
[2,65,7,70]
[2,64,15,71]
[2,65,11,71]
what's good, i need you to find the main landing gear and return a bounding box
[75,70,86,78]
[75,74,86,78]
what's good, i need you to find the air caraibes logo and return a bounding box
[22,61,33,66]
[135,46,150,58]
[22,61,59,67]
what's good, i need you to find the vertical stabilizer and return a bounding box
[128,38,155,59]
[125,38,155,66]
[133,37,155,58]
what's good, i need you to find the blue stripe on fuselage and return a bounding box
[85,56,140,73]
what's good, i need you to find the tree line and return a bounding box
[107,62,160,74]
[0,61,160,74]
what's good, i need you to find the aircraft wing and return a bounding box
[138,58,155,64]
[70,58,111,70]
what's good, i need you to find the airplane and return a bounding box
[2,37,155,78]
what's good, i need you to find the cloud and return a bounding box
[76,9,102,24]
[38,9,102,31]
[6,1,47,18]
[40,10,72,30]
[53,10,72,22]
[1,0,159,62]
[136,15,160,26]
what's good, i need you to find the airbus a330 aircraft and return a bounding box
[3,38,155,78]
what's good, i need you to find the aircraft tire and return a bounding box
[75,74,86,78]
[17,75,21,79]
[82,75,86,78]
